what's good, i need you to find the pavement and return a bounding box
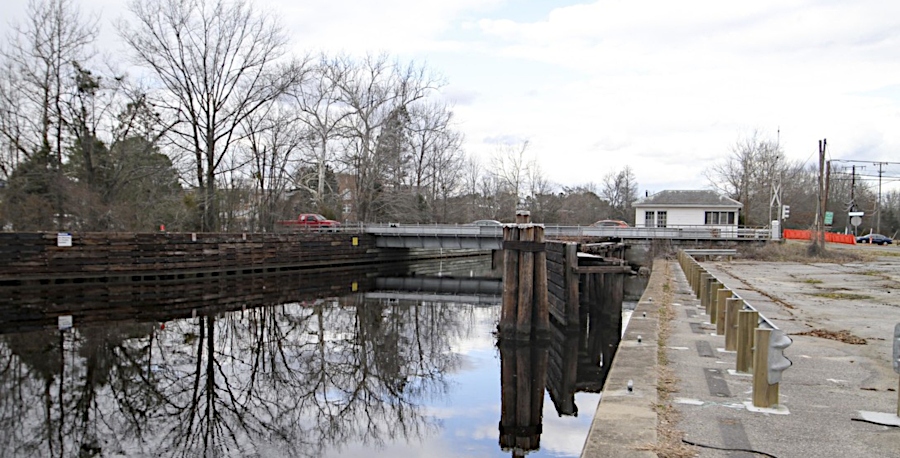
[583,249,900,457]
[664,253,900,458]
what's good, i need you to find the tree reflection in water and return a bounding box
[0,296,467,457]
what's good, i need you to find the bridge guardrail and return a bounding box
[353,223,771,241]
[677,250,790,410]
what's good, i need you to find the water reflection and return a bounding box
[0,258,626,458]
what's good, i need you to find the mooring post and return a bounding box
[724,298,742,351]
[501,225,520,334]
[533,225,549,335]
[516,225,535,338]
[737,309,759,373]
[715,288,730,334]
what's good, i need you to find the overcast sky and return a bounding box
[4,0,900,193]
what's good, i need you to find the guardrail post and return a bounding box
[725,298,742,351]
[715,288,731,335]
[707,280,721,322]
[699,273,711,307]
[693,266,703,296]
[753,328,772,407]
[737,309,758,373]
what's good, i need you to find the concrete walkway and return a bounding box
[665,256,900,457]
[583,254,900,457]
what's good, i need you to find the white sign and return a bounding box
[58,315,73,330]
[848,211,865,217]
[57,233,72,247]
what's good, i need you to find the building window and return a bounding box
[657,211,667,228]
[645,211,655,227]
[705,211,737,225]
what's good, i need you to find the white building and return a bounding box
[633,190,742,230]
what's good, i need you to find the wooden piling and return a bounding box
[715,288,730,334]
[516,226,535,338]
[736,310,758,373]
[501,226,520,335]
[699,273,711,307]
[565,243,579,320]
[707,280,720,322]
[533,227,549,335]
[724,298,742,351]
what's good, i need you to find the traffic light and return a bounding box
[767,329,793,384]
[781,205,790,220]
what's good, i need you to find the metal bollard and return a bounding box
[716,288,731,334]
[736,309,758,373]
[724,298,742,351]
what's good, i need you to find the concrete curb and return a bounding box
[582,259,666,457]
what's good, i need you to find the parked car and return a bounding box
[592,220,630,228]
[276,213,341,231]
[470,219,503,226]
[856,234,892,245]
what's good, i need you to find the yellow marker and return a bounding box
[351,282,358,292]
[352,237,358,246]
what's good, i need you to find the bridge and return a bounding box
[364,224,771,249]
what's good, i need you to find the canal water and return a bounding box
[0,257,638,457]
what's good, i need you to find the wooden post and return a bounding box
[699,273,711,307]
[737,310,758,373]
[516,210,531,224]
[706,277,722,318]
[753,328,775,408]
[716,288,730,334]
[724,298,742,351]
[565,243,579,321]
[501,226,520,334]
[533,226,549,335]
[707,280,721,322]
[516,225,535,338]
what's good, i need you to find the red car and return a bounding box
[591,220,630,228]
[276,214,341,231]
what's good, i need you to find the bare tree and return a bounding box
[490,140,531,210]
[334,54,441,222]
[0,0,98,229]
[291,54,352,213]
[601,166,638,223]
[704,131,785,225]
[119,0,308,230]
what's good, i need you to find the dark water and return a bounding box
[0,258,625,457]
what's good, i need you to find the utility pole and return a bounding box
[877,162,884,234]
[816,139,827,249]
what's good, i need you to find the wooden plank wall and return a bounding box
[0,232,393,280]
[546,241,579,327]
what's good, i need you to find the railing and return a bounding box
[356,223,771,241]
[677,250,792,411]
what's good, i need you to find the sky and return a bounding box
[4,0,900,194]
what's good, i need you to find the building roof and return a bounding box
[633,190,742,208]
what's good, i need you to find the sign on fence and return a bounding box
[57,233,72,247]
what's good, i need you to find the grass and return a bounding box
[636,262,696,458]
[739,242,867,263]
[802,279,823,284]
[811,292,873,300]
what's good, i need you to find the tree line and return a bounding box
[0,0,642,233]
[704,131,898,237]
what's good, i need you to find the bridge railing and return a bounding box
[355,223,771,241]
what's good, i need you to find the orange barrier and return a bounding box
[783,229,856,245]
